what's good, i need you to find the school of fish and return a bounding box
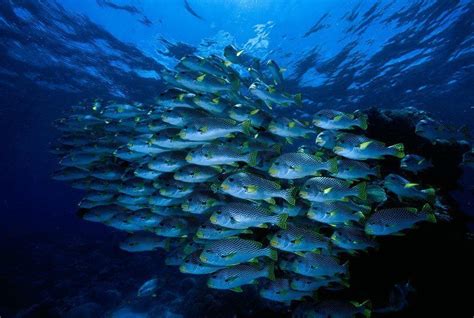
[51,45,472,316]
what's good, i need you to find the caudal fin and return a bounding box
[422,204,437,223]
[326,157,338,174]
[388,143,405,158]
[358,114,368,130]
[294,93,302,105]
[354,182,367,201]
[282,187,298,205]
[241,120,252,135]
[264,247,278,261]
[275,213,288,229]
[422,187,436,203]
[266,262,276,280]
[247,151,258,167]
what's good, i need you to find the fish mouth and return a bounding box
[270,238,279,247]
[199,254,208,263]
[196,230,204,238]
[178,131,186,138]
[221,183,230,191]
[268,167,278,176]
[209,214,218,224]
[179,265,187,273]
[181,203,189,210]
[299,191,308,198]
[185,155,192,162]
[249,83,257,90]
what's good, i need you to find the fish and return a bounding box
[267,117,315,141]
[153,217,191,237]
[147,151,187,172]
[179,251,226,275]
[126,210,164,228]
[178,55,230,79]
[158,179,194,198]
[299,177,367,202]
[179,117,252,141]
[365,204,436,236]
[313,109,368,130]
[196,222,252,240]
[119,232,170,252]
[269,223,330,254]
[333,133,405,160]
[415,118,470,144]
[161,107,208,127]
[209,202,288,229]
[383,173,436,203]
[331,227,378,252]
[290,253,348,278]
[332,159,379,180]
[207,262,275,292]
[268,152,338,179]
[51,167,89,181]
[181,192,221,214]
[101,103,145,120]
[151,128,208,149]
[266,59,285,85]
[306,200,369,226]
[400,154,433,174]
[199,238,277,266]
[60,152,103,167]
[174,72,238,94]
[290,275,347,292]
[249,82,301,108]
[260,279,312,303]
[137,278,160,297]
[79,205,123,222]
[223,45,260,69]
[220,172,297,205]
[174,165,221,183]
[185,144,257,166]
[227,103,270,128]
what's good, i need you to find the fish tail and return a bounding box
[275,213,289,229]
[266,262,276,280]
[246,151,258,167]
[422,188,436,203]
[358,114,368,130]
[422,204,437,223]
[163,239,171,252]
[241,120,252,135]
[265,247,278,261]
[367,185,387,203]
[283,187,298,205]
[354,182,367,201]
[388,143,405,158]
[294,93,302,105]
[229,73,240,91]
[326,157,338,174]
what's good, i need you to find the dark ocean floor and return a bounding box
[1,107,473,318]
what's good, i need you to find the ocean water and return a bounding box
[0,1,473,317]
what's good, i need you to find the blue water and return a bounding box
[0,1,473,317]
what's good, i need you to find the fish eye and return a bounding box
[188,198,193,202]
[172,225,177,229]
[290,239,296,244]
[165,183,170,186]
[274,162,280,166]
[166,109,171,112]
[202,225,207,228]
[211,274,217,278]
[206,249,212,253]
[229,178,234,182]
[276,234,282,238]
[224,278,230,282]
[185,260,190,263]
[310,265,316,269]
[305,184,310,189]
[183,125,188,129]
[217,229,223,232]
[276,291,281,294]
[216,211,222,215]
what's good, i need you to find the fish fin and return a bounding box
[267,248,278,261]
[242,229,253,235]
[223,252,237,260]
[248,258,259,264]
[267,262,276,280]
[327,157,338,174]
[224,60,232,67]
[245,185,258,193]
[241,120,252,135]
[230,287,243,292]
[163,239,171,252]
[247,151,258,167]
[422,204,437,223]
[276,213,289,229]
[323,187,333,194]
[388,143,405,158]
[404,183,419,188]
[354,211,366,221]
[271,144,282,153]
[196,74,206,82]
[211,97,220,104]
[267,85,276,93]
[258,223,269,228]
[422,188,436,202]
[354,182,367,201]
[295,252,305,256]
[230,74,240,91]
[264,198,276,205]
[358,114,368,130]
[236,49,244,56]
[285,137,293,144]
[250,109,260,115]
[288,121,296,128]
[294,93,302,105]
[359,141,373,150]
[333,114,344,121]
[284,187,297,205]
